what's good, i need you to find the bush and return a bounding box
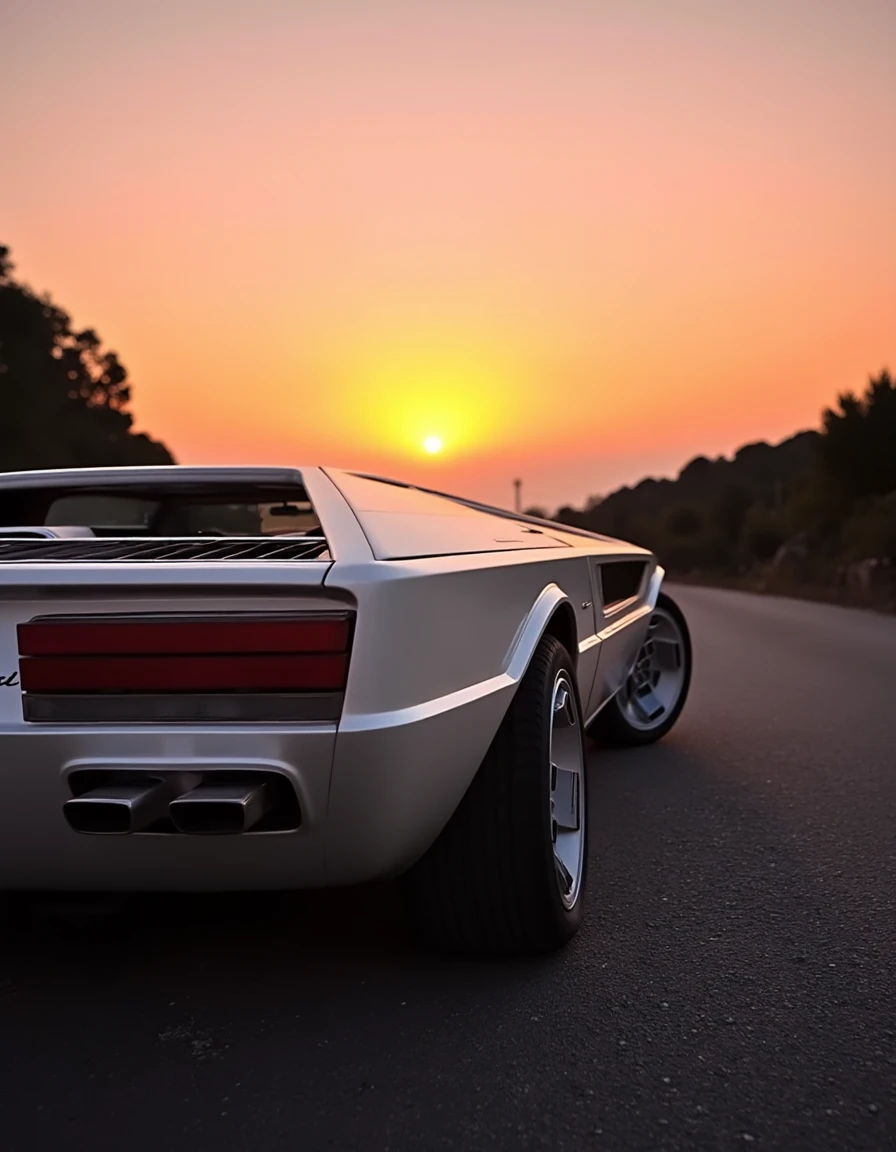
[740,505,788,562]
[840,492,896,562]
[668,507,703,537]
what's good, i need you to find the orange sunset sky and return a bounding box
[3,0,895,511]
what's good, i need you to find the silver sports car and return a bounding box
[0,466,692,954]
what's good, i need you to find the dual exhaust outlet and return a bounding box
[63,775,273,836]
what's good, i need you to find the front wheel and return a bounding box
[404,634,588,956]
[588,591,692,747]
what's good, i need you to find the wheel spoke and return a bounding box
[552,766,580,831]
[554,854,574,896]
[651,637,681,670]
[548,670,586,910]
[630,686,665,724]
[552,685,575,727]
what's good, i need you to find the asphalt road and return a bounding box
[1,586,895,1151]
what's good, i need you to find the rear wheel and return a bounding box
[404,634,588,955]
[588,591,692,747]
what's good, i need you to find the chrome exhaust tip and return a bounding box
[63,777,189,836]
[168,782,271,834]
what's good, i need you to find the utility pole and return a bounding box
[513,478,521,513]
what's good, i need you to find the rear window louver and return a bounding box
[0,537,329,562]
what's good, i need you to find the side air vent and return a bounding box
[599,560,648,611]
[0,536,329,563]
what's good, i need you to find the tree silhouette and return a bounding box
[712,484,752,546]
[0,244,174,471]
[668,507,703,538]
[546,370,895,577]
[816,370,896,509]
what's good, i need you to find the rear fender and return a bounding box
[492,585,591,742]
[503,583,576,682]
[323,584,582,883]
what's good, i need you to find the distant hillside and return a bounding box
[541,431,817,571]
[534,371,896,608]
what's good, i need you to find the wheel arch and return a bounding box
[503,583,582,695]
[542,599,578,670]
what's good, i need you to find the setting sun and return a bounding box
[3,0,894,513]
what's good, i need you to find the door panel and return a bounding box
[584,558,653,720]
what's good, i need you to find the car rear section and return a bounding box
[0,467,595,903]
[0,534,360,890]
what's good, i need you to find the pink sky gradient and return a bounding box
[3,0,894,510]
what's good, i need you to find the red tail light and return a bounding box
[17,613,354,723]
[17,616,351,657]
[19,653,348,693]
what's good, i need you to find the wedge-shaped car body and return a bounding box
[0,466,692,953]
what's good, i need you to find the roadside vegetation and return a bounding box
[535,371,896,611]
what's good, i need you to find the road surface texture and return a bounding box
[1,586,894,1151]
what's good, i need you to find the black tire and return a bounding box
[587,590,692,748]
[403,634,588,956]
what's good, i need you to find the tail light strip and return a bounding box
[17,616,351,657]
[19,654,348,694]
[17,613,354,721]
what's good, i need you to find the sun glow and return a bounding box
[304,327,534,464]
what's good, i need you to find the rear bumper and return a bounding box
[0,726,335,891]
[0,679,511,892]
